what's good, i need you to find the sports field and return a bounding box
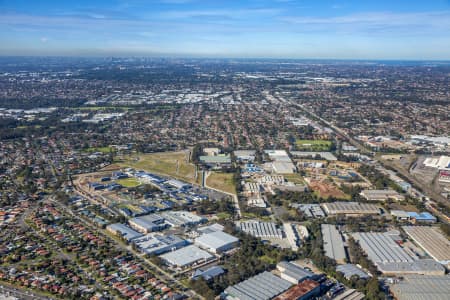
[296,139,332,151]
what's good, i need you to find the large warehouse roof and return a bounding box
[321,224,346,262]
[224,271,292,300]
[160,245,213,267]
[402,226,450,263]
[195,231,238,252]
[390,275,450,300]
[322,202,380,215]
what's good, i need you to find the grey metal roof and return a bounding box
[195,231,238,251]
[277,261,313,281]
[336,264,369,279]
[321,224,346,261]
[107,223,142,241]
[390,275,450,300]
[224,271,292,300]
[402,226,450,262]
[160,245,213,267]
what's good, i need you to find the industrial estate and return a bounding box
[0,57,449,300]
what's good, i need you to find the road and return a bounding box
[48,198,203,299]
[289,99,450,212]
[0,283,54,300]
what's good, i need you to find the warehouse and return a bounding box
[160,245,214,268]
[351,232,446,275]
[161,211,206,227]
[402,226,450,263]
[224,271,292,300]
[336,264,369,280]
[290,151,337,161]
[195,231,239,254]
[132,234,187,255]
[283,223,300,251]
[237,220,284,239]
[274,279,320,300]
[234,150,256,162]
[106,223,143,242]
[277,261,313,284]
[321,224,346,263]
[360,189,405,202]
[128,214,166,233]
[390,275,450,300]
[321,202,380,216]
[272,161,296,174]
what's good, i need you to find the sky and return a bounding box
[1,0,450,59]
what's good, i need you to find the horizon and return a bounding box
[1,0,450,60]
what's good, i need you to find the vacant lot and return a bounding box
[283,173,305,185]
[309,180,349,199]
[116,151,197,183]
[296,139,332,151]
[206,172,237,195]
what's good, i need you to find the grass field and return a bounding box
[283,173,305,185]
[115,177,141,188]
[296,139,332,151]
[206,172,237,195]
[116,151,196,183]
[84,146,114,153]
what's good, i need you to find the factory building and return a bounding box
[336,264,370,280]
[321,202,380,216]
[161,211,206,227]
[402,226,450,264]
[360,189,405,202]
[390,275,450,300]
[128,214,166,233]
[274,279,320,300]
[106,223,143,242]
[237,220,284,239]
[321,224,346,263]
[277,261,313,284]
[195,231,239,254]
[224,271,292,300]
[132,234,187,255]
[160,245,214,268]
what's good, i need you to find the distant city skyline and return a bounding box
[1,0,450,59]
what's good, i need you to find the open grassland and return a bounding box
[296,139,332,151]
[206,172,237,195]
[115,177,141,188]
[116,151,196,183]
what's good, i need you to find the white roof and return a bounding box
[195,231,238,250]
[160,245,213,267]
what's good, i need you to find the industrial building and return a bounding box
[360,189,405,202]
[283,223,300,251]
[390,275,450,300]
[274,279,320,300]
[160,245,214,268]
[336,264,369,280]
[402,226,450,263]
[195,231,239,254]
[333,289,365,300]
[234,150,256,162]
[161,211,206,227]
[294,204,325,218]
[199,155,232,168]
[321,202,380,216]
[128,214,166,233]
[106,223,143,242]
[277,261,313,284]
[352,232,446,275]
[224,271,292,300]
[237,220,284,239]
[321,224,346,263]
[132,234,187,255]
[272,161,296,174]
[192,266,225,281]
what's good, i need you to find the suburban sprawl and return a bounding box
[0,57,450,300]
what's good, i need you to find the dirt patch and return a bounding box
[309,179,348,199]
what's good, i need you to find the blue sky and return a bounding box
[1,0,450,59]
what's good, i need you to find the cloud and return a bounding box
[40,37,48,43]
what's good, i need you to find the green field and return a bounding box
[84,146,114,153]
[283,173,305,185]
[115,177,141,188]
[206,172,237,195]
[296,139,332,151]
[116,151,197,183]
